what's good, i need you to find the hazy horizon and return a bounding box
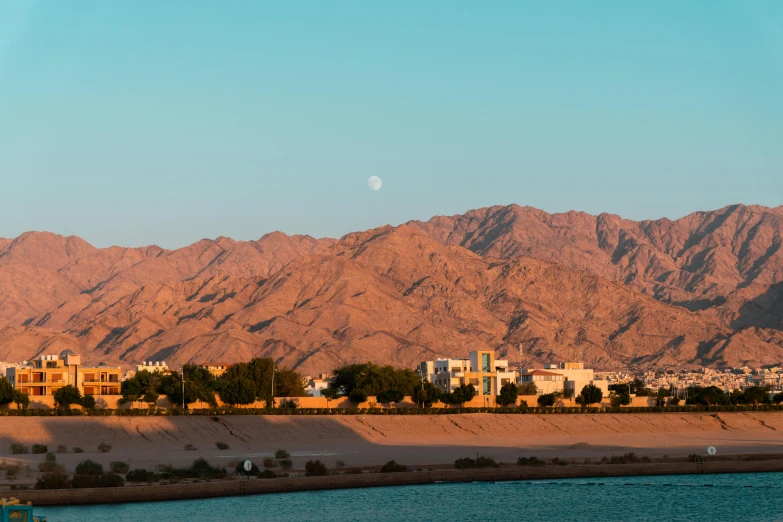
[2,200,779,249]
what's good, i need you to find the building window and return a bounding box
[483,376,491,395]
[481,354,491,373]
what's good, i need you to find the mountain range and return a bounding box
[1,203,781,374]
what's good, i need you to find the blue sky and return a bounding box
[1,1,781,248]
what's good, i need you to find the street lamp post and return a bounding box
[180,364,185,410]
[270,364,278,409]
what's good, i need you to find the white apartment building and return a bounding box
[519,362,609,397]
[136,361,169,374]
[306,374,332,397]
[420,351,517,396]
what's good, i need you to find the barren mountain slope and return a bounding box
[2,225,780,373]
[0,231,334,329]
[408,204,783,330]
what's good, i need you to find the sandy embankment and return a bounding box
[0,412,781,481]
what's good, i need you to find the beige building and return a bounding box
[201,363,229,378]
[519,369,566,394]
[420,351,517,397]
[8,350,121,397]
[135,361,169,374]
[520,362,609,397]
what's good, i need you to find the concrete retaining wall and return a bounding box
[14,460,783,506]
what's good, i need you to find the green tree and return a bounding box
[321,387,342,407]
[376,388,405,406]
[119,370,162,408]
[80,395,96,410]
[444,384,476,407]
[610,389,631,407]
[218,376,257,406]
[118,377,143,408]
[518,382,537,395]
[54,385,82,411]
[162,365,217,408]
[412,381,441,407]
[275,368,307,397]
[578,384,603,407]
[13,390,29,410]
[219,358,306,406]
[0,377,15,406]
[331,363,420,397]
[773,392,783,404]
[537,393,556,407]
[685,386,728,407]
[496,382,519,407]
[348,389,368,404]
[739,387,771,406]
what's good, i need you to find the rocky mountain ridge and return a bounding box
[1,203,781,373]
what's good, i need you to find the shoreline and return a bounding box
[13,459,783,506]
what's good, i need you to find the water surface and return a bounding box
[40,472,783,521]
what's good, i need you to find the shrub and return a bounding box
[99,472,125,487]
[274,449,290,459]
[258,469,277,479]
[10,443,28,455]
[73,447,84,453]
[4,464,21,481]
[476,456,499,468]
[75,459,104,476]
[641,456,652,463]
[110,461,130,474]
[335,459,346,469]
[31,444,48,454]
[56,445,68,454]
[126,469,159,482]
[35,471,70,490]
[38,459,64,473]
[182,458,227,480]
[215,442,230,450]
[454,457,476,469]
[184,444,197,451]
[45,452,57,462]
[551,458,568,466]
[305,460,328,476]
[263,457,278,468]
[517,456,545,466]
[70,474,98,489]
[279,459,293,470]
[380,460,407,473]
[98,443,112,453]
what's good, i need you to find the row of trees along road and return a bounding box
[325,365,535,407]
[119,358,306,408]
[536,385,603,408]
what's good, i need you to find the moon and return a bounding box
[368,176,382,191]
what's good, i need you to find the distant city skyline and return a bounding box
[1,1,781,248]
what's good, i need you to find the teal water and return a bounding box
[39,472,783,521]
